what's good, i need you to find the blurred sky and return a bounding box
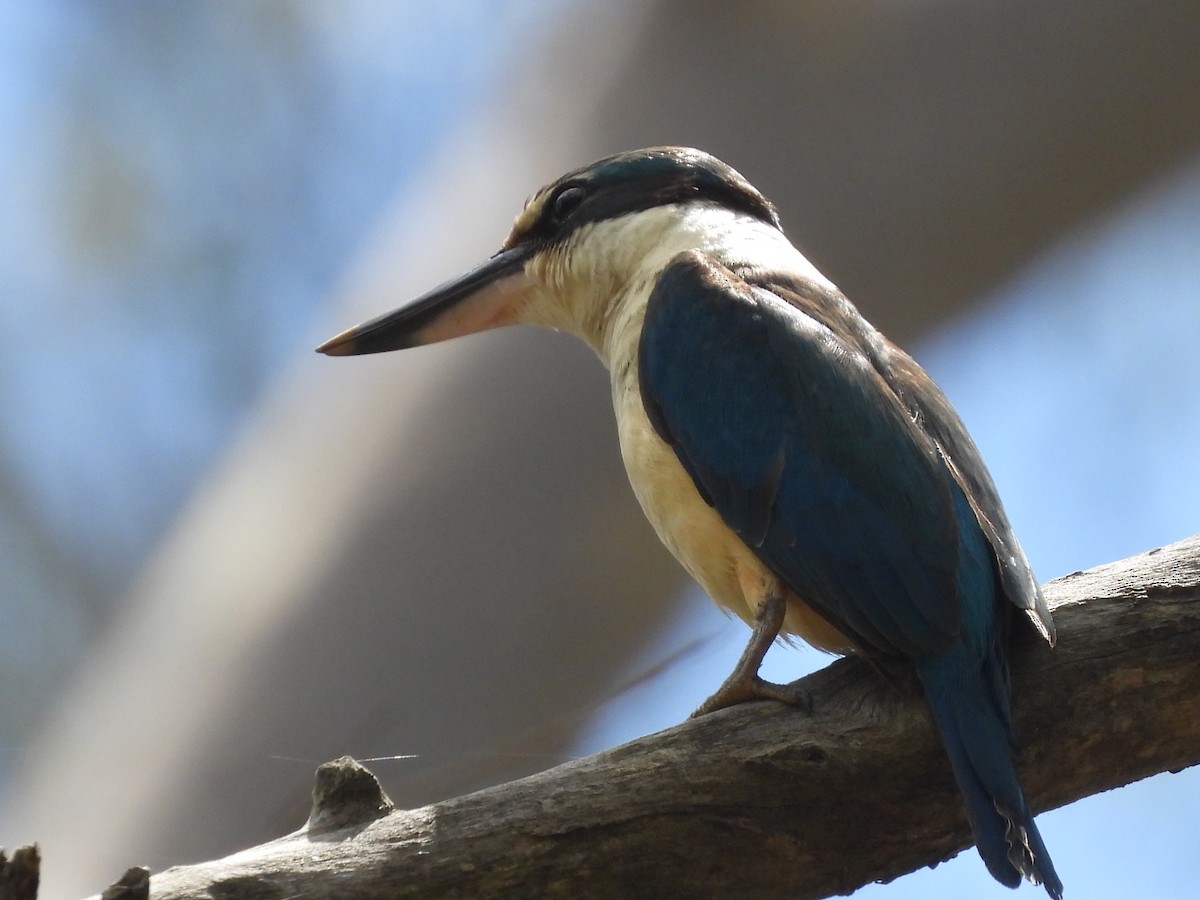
[1,2,1198,898]
[0,0,557,766]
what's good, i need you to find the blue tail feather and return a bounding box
[918,650,1063,898]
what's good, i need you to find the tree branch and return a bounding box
[78,536,1199,899]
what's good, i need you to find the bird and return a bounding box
[317,146,1062,897]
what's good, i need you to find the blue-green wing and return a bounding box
[638,251,966,656]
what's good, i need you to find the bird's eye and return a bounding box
[549,185,587,224]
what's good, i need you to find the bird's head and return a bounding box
[316,147,782,360]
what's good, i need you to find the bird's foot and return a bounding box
[689,674,811,718]
[689,591,811,718]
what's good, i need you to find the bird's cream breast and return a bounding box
[614,377,758,620]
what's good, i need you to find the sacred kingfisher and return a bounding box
[318,147,1062,897]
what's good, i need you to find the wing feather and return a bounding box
[639,251,964,656]
[745,269,1055,644]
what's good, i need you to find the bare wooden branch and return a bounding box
[98,868,148,900]
[78,535,1199,899]
[0,844,40,900]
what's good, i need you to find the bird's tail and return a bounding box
[917,651,1062,898]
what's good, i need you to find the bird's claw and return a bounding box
[689,675,811,719]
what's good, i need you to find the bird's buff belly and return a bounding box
[614,384,856,656]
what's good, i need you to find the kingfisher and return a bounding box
[317,147,1062,896]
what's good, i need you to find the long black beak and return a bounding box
[316,244,535,356]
